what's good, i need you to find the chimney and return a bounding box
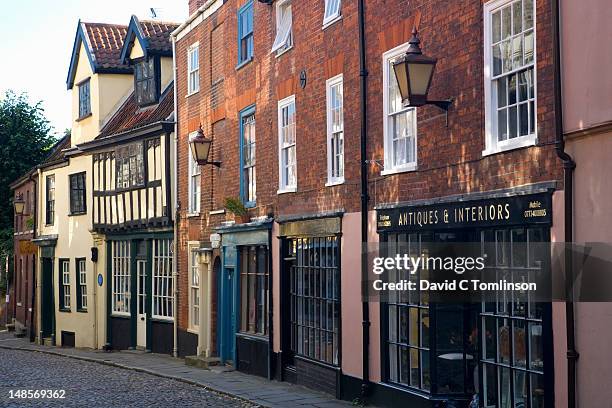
[188,0,207,15]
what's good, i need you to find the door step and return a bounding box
[185,355,222,370]
[42,337,53,347]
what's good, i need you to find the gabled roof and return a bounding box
[66,21,131,89]
[97,82,174,139]
[119,15,179,64]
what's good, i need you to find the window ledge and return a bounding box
[381,164,417,176]
[68,211,87,217]
[76,113,92,122]
[187,327,199,335]
[325,179,345,187]
[186,212,200,218]
[59,308,71,313]
[236,57,254,71]
[185,90,200,98]
[77,309,88,313]
[277,187,297,195]
[210,209,226,215]
[482,134,537,157]
[275,45,294,58]
[151,316,174,323]
[322,15,342,30]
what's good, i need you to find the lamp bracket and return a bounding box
[197,160,223,168]
[426,99,453,127]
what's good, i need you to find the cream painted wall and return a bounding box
[130,40,144,59]
[38,155,100,349]
[70,43,132,146]
[160,56,174,91]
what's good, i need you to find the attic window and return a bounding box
[78,79,91,119]
[135,58,158,106]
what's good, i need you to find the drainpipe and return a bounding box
[358,0,371,398]
[172,34,179,358]
[551,1,578,407]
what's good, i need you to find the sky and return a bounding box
[0,0,187,138]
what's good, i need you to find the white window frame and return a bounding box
[277,95,297,193]
[187,42,200,95]
[111,241,131,316]
[326,74,345,186]
[152,238,174,321]
[188,244,200,331]
[483,0,537,156]
[61,260,71,309]
[323,0,342,28]
[188,131,201,215]
[382,42,418,175]
[271,0,293,55]
[78,259,87,310]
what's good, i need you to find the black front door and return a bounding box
[280,239,296,381]
[40,258,54,338]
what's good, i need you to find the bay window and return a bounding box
[115,143,144,189]
[484,0,536,155]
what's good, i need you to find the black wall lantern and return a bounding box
[189,125,222,168]
[14,193,25,215]
[392,28,452,112]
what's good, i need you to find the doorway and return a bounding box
[40,258,54,340]
[218,266,238,364]
[136,260,147,349]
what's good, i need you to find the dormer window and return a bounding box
[78,79,91,119]
[135,58,158,106]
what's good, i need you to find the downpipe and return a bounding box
[551,0,578,406]
[171,34,179,358]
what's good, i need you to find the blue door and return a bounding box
[218,266,238,363]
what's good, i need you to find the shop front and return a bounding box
[216,219,273,378]
[375,186,555,408]
[277,215,342,397]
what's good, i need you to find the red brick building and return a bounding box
[174,0,566,406]
[9,170,38,340]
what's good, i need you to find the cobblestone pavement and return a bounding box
[0,349,257,407]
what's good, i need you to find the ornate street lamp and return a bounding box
[189,125,221,167]
[14,194,25,215]
[392,28,452,112]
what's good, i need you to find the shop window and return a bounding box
[152,238,174,320]
[289,236,340,365]
[111,241,131,315]
[59,259,71,311]
[484,0,536,155]
[239,246,268,335]
[383,43,418,174]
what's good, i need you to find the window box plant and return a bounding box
[224,197,250,224]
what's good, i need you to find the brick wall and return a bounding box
[174,0,561,333]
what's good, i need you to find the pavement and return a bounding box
[0,331,353,408]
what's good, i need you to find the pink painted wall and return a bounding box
[561,0,612,133]
[341,212,363,378]
[566,133,612,408]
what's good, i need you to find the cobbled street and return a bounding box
[0,349,256,407]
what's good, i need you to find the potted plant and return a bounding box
[224,197,250,224]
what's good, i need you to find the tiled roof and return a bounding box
[138,20,179,54]
[98,82,174,139]
[82,22,129,70]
